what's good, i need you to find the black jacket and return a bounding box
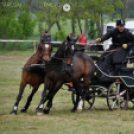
[101,28,134,49]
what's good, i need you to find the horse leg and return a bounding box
[20,86,39,113]
[11,82,26,115]
[43,88,59,114]
[71,80,82,112]
[44,82,62,114]
[77,75,90,113]
[43,94,54,114]
[36,84,48,115]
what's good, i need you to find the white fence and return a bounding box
[0,40,37,52]
[0,39,98,53]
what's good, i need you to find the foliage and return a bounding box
[0,1,23,39]
[53,30,67,41]
[1,0,134,44]
[88,20,97,40]
[18,10,36,39]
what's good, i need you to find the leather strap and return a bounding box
[103,47,123,53]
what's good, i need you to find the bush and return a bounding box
[53,30,67,41]
[18,11,36,39]
[88,20,97,40]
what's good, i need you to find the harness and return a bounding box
[45,44,74,72]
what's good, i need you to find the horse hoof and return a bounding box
[11,111,17,115]
[36,112,44,116]
[71,108,76,113]
[20,108,26,113]
[36,108,44,116]
[77,109,82,113]
[44,109,49,114]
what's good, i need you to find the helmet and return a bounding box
[116,19,125,26]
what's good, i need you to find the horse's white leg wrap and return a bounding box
[13,106,18,111]
[77,99,83,110]
[39,104,44,109]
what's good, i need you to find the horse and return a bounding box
[11,38,52,115]
[36,36,95,115]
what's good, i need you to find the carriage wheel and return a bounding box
[71,87,95,109]
[84,87,95,109]
[107,82,128,111]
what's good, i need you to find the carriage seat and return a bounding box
[113,48,134,73]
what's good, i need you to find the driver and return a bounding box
[96,19,134,74]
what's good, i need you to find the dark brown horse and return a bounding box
[11,38,52,115]
[36,36,95,115]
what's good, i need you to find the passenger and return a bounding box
[78,32,88,52]
[42,31,52,41]
[96,19,134,74]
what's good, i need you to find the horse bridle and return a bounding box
[50,43,76,65]
[31,43,52,61]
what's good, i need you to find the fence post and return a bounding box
[33,40,36,53]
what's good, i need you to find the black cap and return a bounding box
[45,31,48,33]
[116,19,125,26]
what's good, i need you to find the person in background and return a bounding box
[78,32,88,52]
[41,31,52,43]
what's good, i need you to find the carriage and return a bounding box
[71,45,134,111]
[11,38,134,115]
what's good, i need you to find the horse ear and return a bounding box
[66,35,71,42]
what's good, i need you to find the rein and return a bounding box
[103,47,123,53]
[31,55,42,61]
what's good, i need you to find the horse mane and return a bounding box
[54,41,66,57]
[50,41,66,64]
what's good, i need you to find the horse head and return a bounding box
[38,38,52,64]
[64,35,78,58]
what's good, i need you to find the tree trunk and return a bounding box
[47,22,55,32]
[95,13,103,37]
[2,30,6,48]
[84,19,88,38]
[38,22,44,36]
[71,18,75,33]
[56,21,61,31]
[2,42,6,49]
[96,22,102,37]
[77,18,82,34]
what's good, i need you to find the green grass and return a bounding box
[1,52,134,134]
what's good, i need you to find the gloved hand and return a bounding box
[96,38,101,43]
[122,44,127,49]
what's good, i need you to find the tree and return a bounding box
[83,0,115,37]
[0,0,35,48]
[0,0,23,48]
[119,0,134,20]
[35,0,64,35]
[18,9,35,39]
[88,20,97,39]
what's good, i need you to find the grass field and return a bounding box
[1,51,134,134]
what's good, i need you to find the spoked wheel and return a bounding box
[84,87,95,109]
[107,82,128,111]
[71,88,95,109]
[128,99,134,109]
